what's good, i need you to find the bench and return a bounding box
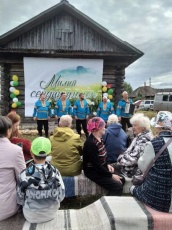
[62,171,132,197]
[1,196,172,229]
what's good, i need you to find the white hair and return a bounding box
[59,115,72,127]
[130,113,151,131]
[122,91,128,96]
[107,114,118,125]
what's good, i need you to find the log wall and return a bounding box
[0,59,125,120]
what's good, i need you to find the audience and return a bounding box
[17,137,65,223]
[7,112,32,162]
[131,111,172,213]
[83,117,125,196]
[0,116,26,221]
[50,115,83,176]
[103,114,127,163]
[117,113,153,177]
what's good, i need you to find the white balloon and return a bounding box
[9,87,15,92]
[10,81,14,86]
[13,98,18,103]
[102,81,107,86]
[107,99,110,102]
[103,93,108,97]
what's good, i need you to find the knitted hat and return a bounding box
[31,137,51,157]
[87,117,105,132]
[150,111,172,129]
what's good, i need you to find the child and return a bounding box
[17,137,65,223]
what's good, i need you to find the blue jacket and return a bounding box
[103,123,127,163]
[55,99,72,117]
[73,100,90,119]
[116,99,133,118]
[33,100,51,119]
[97,102,114,122]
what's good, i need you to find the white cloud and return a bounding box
[0,0,172,90]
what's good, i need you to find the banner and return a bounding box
[24,57,103,116]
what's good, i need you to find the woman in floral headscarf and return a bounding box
[83,117,125,196]
[131,111,172,213]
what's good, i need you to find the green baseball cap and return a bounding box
[31,137,51,157]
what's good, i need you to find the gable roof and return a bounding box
[129,86,172,98]
[0,1,143,54]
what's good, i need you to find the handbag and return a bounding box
[132,137,172,186]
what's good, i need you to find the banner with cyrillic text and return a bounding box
[24,57,103,116]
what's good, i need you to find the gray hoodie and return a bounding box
[17,162,65,223]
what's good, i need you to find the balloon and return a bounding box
[10,93,16,99]
[111,102,114,106]
[13,98,18,103]
[17,101,22,106]
[102,81,107,86]
[13,81,18,87]
[14,89,20,95]
[12,75,18,81]
[102,86,107,92]
[108,89,114,95]
[103,93,108,97]
[107,84,112,89]
[10,81,14,86]
[9,87,15,92]
[108,95,113,99]
[12,103,17,108]
[107,99,110,102]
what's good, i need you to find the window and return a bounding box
[169,95,172,102]
[145,101,150,104]
[163,95,168,101]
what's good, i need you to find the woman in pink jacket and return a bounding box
[0,116,26,221]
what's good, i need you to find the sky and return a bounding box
[0,0,172,90]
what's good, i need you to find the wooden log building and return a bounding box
[0,0,143,121]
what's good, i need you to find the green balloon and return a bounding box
[13,81,19,87]
[111,102,114,106]
[10,93,16,99]
[17,101,22,106]
[108,89,114,95]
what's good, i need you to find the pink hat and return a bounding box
[87,117,105,132]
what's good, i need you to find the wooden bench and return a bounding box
[62,171,132,197]
[1,196,172,229]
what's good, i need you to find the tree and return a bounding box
[123,81,133,94]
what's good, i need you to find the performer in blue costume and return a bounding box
[97,96,114,122]
[33,92,51,137]
[116,91,134,132]
[73,93,90,138]
[55,92,72,123]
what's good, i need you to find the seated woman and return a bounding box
[83,117,125,196]
[103,114,127,163]
[7,112,32,162]
[131,111,172,213]
[50,115,83,176]
[117,113,153,178]
[0,116,26,221]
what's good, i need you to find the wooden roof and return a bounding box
[129,86,172,98]
[0,0,143,65]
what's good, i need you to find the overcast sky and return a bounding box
[0,0,172,90]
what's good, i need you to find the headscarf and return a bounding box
[87,117,105,133]
[150,111,172,130]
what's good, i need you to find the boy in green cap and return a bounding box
[17,137,65,223]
